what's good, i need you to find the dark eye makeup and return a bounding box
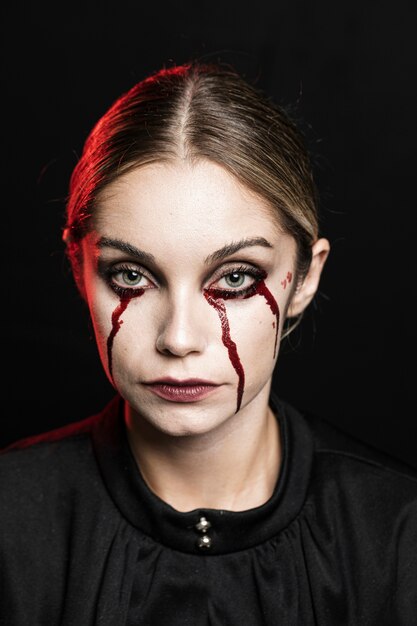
[98,259,267,300]
[98,262,156,298]
[206,264,267,299]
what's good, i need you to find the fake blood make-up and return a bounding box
[106,289,144,380]
[204,273,280,413]
[204,292,246,413]
[106,273,280,415]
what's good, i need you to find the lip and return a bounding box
[144,378,220,403]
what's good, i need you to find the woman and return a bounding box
[1,61,416,625]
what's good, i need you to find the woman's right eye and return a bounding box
[105,265,155,294]
[114,269,146,287]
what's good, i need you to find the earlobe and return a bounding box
[286,238,330,318]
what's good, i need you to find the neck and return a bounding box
[125,396,282,512]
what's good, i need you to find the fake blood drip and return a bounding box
[106,275,281,410]
[251,281,280,358]
[204,292,245,413]
[107,290,144,380]
[205,278,280,414]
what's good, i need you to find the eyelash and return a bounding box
[101,263,266,300]
[102,263,155,298]
[206,265,266,299]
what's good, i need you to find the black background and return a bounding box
[2,1,416,468]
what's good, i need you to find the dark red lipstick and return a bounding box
[145,378,220,402]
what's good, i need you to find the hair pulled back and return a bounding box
[65,62,320,297]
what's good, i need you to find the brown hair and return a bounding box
[65,61,320,325]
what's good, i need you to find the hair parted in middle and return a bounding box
[65,61,321,337]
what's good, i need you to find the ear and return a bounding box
[287,238,330,318]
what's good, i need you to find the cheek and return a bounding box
[83,274,129,375]
[92,292,150,381]
[227,299,279,370]
[252,280,280,358]
[227,282,289,371]
[233,310,277,362]
[86,295,119,380]
[82,261,112,342]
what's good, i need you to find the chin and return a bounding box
[129,395,235,439]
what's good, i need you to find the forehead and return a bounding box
[93,159,290,257]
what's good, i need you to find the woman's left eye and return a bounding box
[208,266,265,298]
[218,271,249,290]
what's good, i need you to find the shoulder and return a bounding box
[297,408,417,538]
[275,394,417,522]
[305,409,417,485]
[277,401,417,618]
[0,396,121,513]
[1,413,96,484]
[0,397,124,617]
[305,411,417,591]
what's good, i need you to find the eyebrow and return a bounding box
[97,237,156,264]
[204,237,273,264]
[97,235,273,265]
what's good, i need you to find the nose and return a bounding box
[155,290,207,357]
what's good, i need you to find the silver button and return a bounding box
[195,516,213,550]
[195,516,211,533]
[197,534,212,549]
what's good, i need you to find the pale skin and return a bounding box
[80,159,329,512]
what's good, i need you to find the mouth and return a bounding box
[144,378,220,403]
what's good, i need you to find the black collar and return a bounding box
[92,394,313,555]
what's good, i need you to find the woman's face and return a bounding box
[81,159,298,437]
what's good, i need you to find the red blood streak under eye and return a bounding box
[107,278,280,413]
[204,278,280,413]
[251,281,280,358]
[204,291,245,413]
[107,290,144,380]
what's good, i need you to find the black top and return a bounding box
[1,395,416,625]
